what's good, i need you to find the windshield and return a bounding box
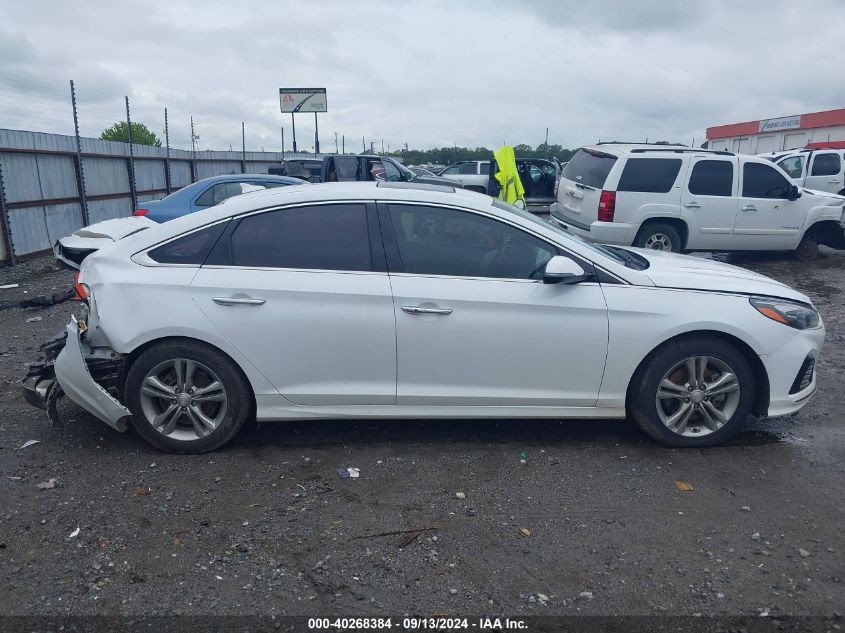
[491,199,644,268]
[561,149,618,189]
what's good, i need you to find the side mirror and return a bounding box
[788,184,801,201]
[543,255,588,284]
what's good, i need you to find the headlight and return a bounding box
[750,296,819,329]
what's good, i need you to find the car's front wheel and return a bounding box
[124,340,252,453]
[630,337,755,447]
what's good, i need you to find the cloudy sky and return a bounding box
[1,0,844,153]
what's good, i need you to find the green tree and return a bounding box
[100,121,162,147]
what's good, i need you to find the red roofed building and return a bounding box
[706,108,845,154]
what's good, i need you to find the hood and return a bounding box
[630,248,811,303]
[55,217,158,269]
[801,188,845,204]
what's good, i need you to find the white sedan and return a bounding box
[22,182,825,452]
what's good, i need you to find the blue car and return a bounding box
[134,174,305,223]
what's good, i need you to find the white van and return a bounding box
[550,144,845,260]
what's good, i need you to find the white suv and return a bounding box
[551,144,845,260]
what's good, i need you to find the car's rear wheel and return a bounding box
[633,222,682,253]
[125,340,251,453]
[630,337,755,447]
[795,236,820,261]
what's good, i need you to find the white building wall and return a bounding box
[709,124,845,154]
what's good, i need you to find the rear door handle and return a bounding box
[212,296,266,306]
[830,180,841,184]
[401,305,453,315]
[684,201,701,209]
[741,204,757,212]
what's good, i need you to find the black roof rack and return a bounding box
[629,148,735,156]
[596,141,689,146]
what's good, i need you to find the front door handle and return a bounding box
[212,296,266,306]
[741,204,757,212]
[684,201,701,209]
[401,305,453,315]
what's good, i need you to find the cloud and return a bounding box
[0,0,843,152]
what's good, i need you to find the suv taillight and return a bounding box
[133,209,149,216]
[598,190,616,222]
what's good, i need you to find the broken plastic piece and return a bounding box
[19,439,40,449]
[675,481,694,492]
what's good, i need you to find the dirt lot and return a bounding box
[0,249,843,625]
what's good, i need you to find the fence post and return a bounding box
[190,116,197,182]
[125,96,137,211]
[69,80,90,226]
[241,122,246,174]
[0,157,16,266]
[164,107,172,194]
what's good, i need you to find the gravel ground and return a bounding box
[0,248,843,624]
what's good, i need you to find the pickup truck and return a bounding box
[772,148,845,196]
[438,158,561,206]
[271,155,461,188]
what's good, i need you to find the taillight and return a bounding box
[598,190,616,222]
[73,273,87,301]
[133,209,149,216]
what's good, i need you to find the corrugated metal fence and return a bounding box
[0,128,322,263]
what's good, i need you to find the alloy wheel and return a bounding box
[655,355,741,437]
[138,358,228,441]
[643,233,673,250]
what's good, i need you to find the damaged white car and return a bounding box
[23,182,825,453]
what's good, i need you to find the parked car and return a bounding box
[408,166,437,177]
[772,148,845,196]
[439,158,560,205]
[54,174,305,268]
[551,143,845,260]
[269,159,323,182]
[23,182,824,453]
[135,174,304,222]
[322,155,461,188]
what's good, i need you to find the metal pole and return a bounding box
[69,80,89,226]
[125,96,137,211]
[190,116,197,182]
[164,107,172,194]
[342,134,345,154]
[334,131,338,154]
[544,127,549,159]
[241,121,246,173]
[281,126,285,159]
[362,136,366,153]
[0,158,16,266]
[291,113,297,154]
[314,112,320,155]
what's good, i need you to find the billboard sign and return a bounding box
[759,115,801,133]
[279,88,327,113]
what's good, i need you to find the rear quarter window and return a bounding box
[561,149,618,189]
[617,158,682,193]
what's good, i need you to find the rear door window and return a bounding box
[687,160,734,197]
[810,152,841,176]
[148,223,227,265]
[479,162,490,175]
[617,158,682,193]
[227,204,372,270]
[440,164,461,176]
[561,149,617,189]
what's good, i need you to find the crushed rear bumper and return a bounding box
[21,318,130,432]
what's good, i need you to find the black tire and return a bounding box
[633,222,682,253]
[795,236,819,261]
[124,339,252,453]
[630,336,755,447]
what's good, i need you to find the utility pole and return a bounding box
[334,131,338,154]
[362,136,366,153]
[190,116,197,182]
[342,134,345,154]
[544,127,549,159]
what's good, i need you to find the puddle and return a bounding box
[724,428,785,446]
